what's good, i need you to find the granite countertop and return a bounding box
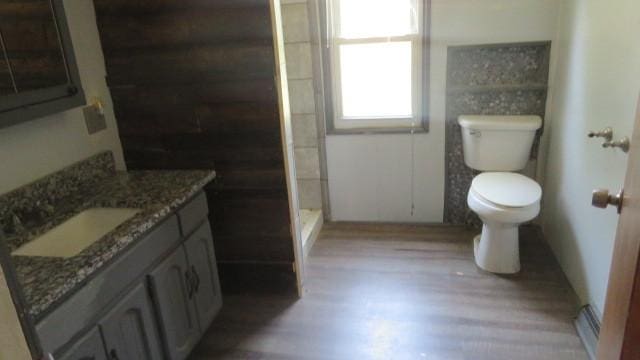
[3,162,215,319]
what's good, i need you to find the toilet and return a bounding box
[458,115,543,274]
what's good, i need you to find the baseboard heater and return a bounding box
[575,305,600,360]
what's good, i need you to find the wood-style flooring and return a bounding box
[189,223,588,360]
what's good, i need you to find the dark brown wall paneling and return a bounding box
[93,0,297,294]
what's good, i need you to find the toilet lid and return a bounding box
[471,172,542,208]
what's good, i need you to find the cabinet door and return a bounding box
[58,328,107,360]
[99,283,163,360]
[149,246,200,360]
[184,221,223,331]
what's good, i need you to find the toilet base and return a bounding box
[473,224,521,274]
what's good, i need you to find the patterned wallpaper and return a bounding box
[444,42,551,225]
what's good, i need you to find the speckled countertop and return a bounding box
[0,152,215,319]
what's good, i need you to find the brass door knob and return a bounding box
[592,189,624,213]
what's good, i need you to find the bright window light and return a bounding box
[338,0,419,39]
[329,0,424,130]
[340,42,413,118]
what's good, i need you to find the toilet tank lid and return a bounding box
[458,115,542,131]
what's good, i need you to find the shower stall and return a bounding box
[280,0,328,256]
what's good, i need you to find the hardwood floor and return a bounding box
[189,223,588,360]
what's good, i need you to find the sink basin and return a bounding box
[12,208,140,258]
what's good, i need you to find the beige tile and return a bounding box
[284,43,313,80]
[288,79,315,114]
[292,114,318,147]
[294,147,321,179]
[297,179,322,209]
[282,3,310,43]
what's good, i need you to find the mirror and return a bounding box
[0,56,13,96]
[0,0,69,93]
[0,0,84,128]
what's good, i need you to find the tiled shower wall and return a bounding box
[281,0,328,214]
[444,42,551,225]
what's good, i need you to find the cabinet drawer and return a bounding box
[37,216,181,353]
[177,191,208,236]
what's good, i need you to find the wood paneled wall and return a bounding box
[93,0,297,294]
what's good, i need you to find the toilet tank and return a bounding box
[458,115,542,171]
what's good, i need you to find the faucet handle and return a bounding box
[588,127,613,141]
[602,136,630,153]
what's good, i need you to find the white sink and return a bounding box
[12,208,140,258]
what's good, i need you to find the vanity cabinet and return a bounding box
[149,244,200,360]
[184,222,223,332]
[59,283,164,360]
[150,221,222,360]
[44,191,221,360]
[99,283,164,360]
[57,328,107,360]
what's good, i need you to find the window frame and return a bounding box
[322,0,431,134]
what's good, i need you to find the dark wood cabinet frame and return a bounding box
[0,0,85,129]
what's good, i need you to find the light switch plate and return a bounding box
[83,104,106,134]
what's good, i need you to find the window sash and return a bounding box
[328,0,424,130]
[334,0,420,40]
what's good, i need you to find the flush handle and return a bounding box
[592,189,624,214]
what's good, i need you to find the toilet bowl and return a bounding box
[467,172,541,273]
[457,115,543,274]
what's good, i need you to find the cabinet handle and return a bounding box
[109,349,120,360]
[185,270,193,299]
[191,265,200,293]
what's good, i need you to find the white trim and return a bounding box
[328,0,424,130]
[575,305,600,360]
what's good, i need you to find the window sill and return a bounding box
[327,124,429,136]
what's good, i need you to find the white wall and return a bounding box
[541,0,640,316]
[0,0,124,195]
[0,268,31,360]
[327,0,558,222]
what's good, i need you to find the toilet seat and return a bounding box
[466,173,543,274]
[470,172,541,208]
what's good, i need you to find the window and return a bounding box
[326,0,428,132]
